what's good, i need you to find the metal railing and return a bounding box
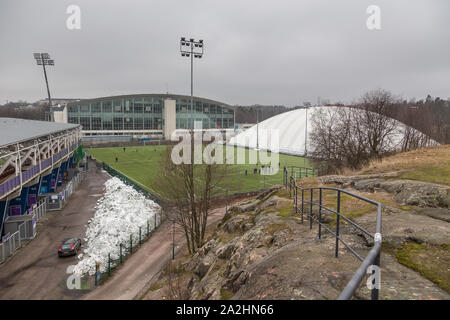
[32,200,47,221]
[1,224,23,263]
[0,200,49,264]
[287,176,382,300]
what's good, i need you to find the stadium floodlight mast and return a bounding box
[33,53,54,121]
[180,37,204,129]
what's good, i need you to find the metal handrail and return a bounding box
[287,176,382,300]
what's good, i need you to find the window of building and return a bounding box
[113,117,123,130]
[144,118,153,129]
[68,117,78,123]
[124,100,133,113]
[68,105,78,113]
[103,101,113,113]
[91,117,102,130]
[80,105,89,112]
[124,117,133,130]
[80,117,90,130]
[134,103,143,113]
[134,118,143,130]
[154,105,162,114]
[91,102,101,113]
[103,120,112,130]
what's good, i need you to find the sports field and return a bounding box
[87,145,314,195]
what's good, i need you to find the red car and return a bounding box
[58,238,81,257]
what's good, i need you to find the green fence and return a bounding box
[94,213,161,286]
[88,161,163,286]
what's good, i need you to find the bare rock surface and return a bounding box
[168,187,450,300]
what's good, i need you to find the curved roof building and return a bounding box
[229,106,434,156]
[53,94,235,140]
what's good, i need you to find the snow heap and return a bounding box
[72,177,161,276]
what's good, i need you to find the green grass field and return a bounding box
[86,145,314,196]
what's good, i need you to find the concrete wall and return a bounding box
[53,107,67,123]
[163,99,176,140]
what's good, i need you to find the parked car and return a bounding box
[58,238,81,257]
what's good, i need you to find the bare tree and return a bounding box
[156,137,228,255]
[310,89,403,171]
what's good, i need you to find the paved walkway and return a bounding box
[0,160,109,299]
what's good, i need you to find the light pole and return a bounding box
[172,219,175,260]
[33,53,54,121]
[180,37,204,130]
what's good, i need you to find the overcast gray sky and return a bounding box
[0,0,449,106]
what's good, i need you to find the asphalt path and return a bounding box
[0,160,108,299]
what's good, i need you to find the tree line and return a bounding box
[309,89,447,172]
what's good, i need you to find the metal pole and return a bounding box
[139,227,142,246]
[335,190,341,258]
[120,243,122,264]
[318,189,322,239]
[226,189,228,215]
[190,42,193,129]
[130,234,132,254]
[301,189,304,223]
[41,55,52,121]
[108,253,111,275]
[172,220,175,260]
[295,186,298,214]
[304,107,308,156]
[371,253,380,300]
[309,190,313,230]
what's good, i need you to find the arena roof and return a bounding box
[0,118,80,147]
[65,93,235,110]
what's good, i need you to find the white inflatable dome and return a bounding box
[229,106,435,156]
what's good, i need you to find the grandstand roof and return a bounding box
[0,118,79,147]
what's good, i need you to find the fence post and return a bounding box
[301,189,304,223]
[289,179,292,198]
[335,190,341,258]
[371,252,380,300]
[295,186,298,214]
[147,220,150,236]
[95,262,99,286]
[119,243,123,264]
[108,253,111,275]
[130,234,133,253]
[318,189,322,239]
[309,190,313,230]
[226,189,228,216]
[139,227,142,246]
[154,212,157,229]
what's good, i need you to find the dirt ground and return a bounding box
[83,205,228,300]
[0,159,109,300]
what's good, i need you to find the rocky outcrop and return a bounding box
[147,174,450,300]
[320,173,449,208]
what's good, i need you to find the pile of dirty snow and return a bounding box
[72,177,161,275]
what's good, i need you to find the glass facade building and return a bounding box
[65,94,234,136]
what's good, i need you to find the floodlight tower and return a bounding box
[180,37,204,129]
[33,53,54,121]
